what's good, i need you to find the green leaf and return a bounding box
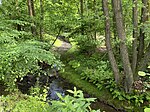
[56,93,63,100]
[144,108,150,112]
[147,73,150,76]
[67,90,74,94]
[138,71,146,76]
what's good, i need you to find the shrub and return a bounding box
[0,19,62,91]
[0,87,100,112]
[50,87,100,112]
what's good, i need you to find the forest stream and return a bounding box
[0,40,125,112]
[10,70,120,112]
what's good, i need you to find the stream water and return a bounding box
[0,70,125,112]
[45,76,124,112]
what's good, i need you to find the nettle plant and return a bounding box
[0,19,62,91]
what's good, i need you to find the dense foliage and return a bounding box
[0,0,150,111]
[0,87,99,112]
[0,18,62,90]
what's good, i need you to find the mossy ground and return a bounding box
[59,66,126,110]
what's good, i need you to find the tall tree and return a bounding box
[148,0,150,21]
[139,44,150,71]
[27,0,36,35]
[132,0,138,77]
[112,0,134,92]
[111,0,119,53]
[138,0,148,62]
[102,0,120,83]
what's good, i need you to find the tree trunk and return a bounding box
[112,0,134,93]
[132,0,138,77]
[27,0,36,35]
[138,44,150,71]
[148,1,150,20]
[111,0,119,54]
[102,0,120,83]
[138,0,148,62]
[80,0,84,35]
[40,0,44,40]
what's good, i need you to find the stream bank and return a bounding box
[59,67,127,112]
[53,40,127,111]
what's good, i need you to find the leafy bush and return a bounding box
[68,52,113,93]
[0,19,62,91]
[0,92,51,112]
[144,108,150,112]
[50,87,100,112]
[68,54,113,86]
[81,61,113,83]
[0,87,100,112]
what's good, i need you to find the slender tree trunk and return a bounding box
[111,0,119,54]
[80,0,84,35]
[138,0,150,71]
[111,0,117,39]
[138,44,150,71]
[102,0,120,83]
[148,1,150,20]
[112,0,134,93]
[138,0,148,62]
[51,26,63,46]
[40,0,44,40]
[132,0,138,77]
[27,0,36,35]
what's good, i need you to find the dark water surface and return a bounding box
[47,77,123,112]
[0,76,124,112]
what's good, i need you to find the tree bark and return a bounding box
[102,0,120,83]
[132,0,138,77]
[27,0,36,35]
[40,0,44,40]
[112,0,134,93]
[148,0,150,20]
[138,44,150,71]
[111,0,119,54]
[138,0,148,62]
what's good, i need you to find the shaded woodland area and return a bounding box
[0,0,150,112]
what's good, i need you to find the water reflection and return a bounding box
[47,78,65,101]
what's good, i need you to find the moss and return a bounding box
[59,67,131,110]
[60,67,102,97]
[53,39,63,47]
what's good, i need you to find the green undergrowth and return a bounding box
[0,87,100,112]
[59,67,124,109]
[60,51,149,111]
